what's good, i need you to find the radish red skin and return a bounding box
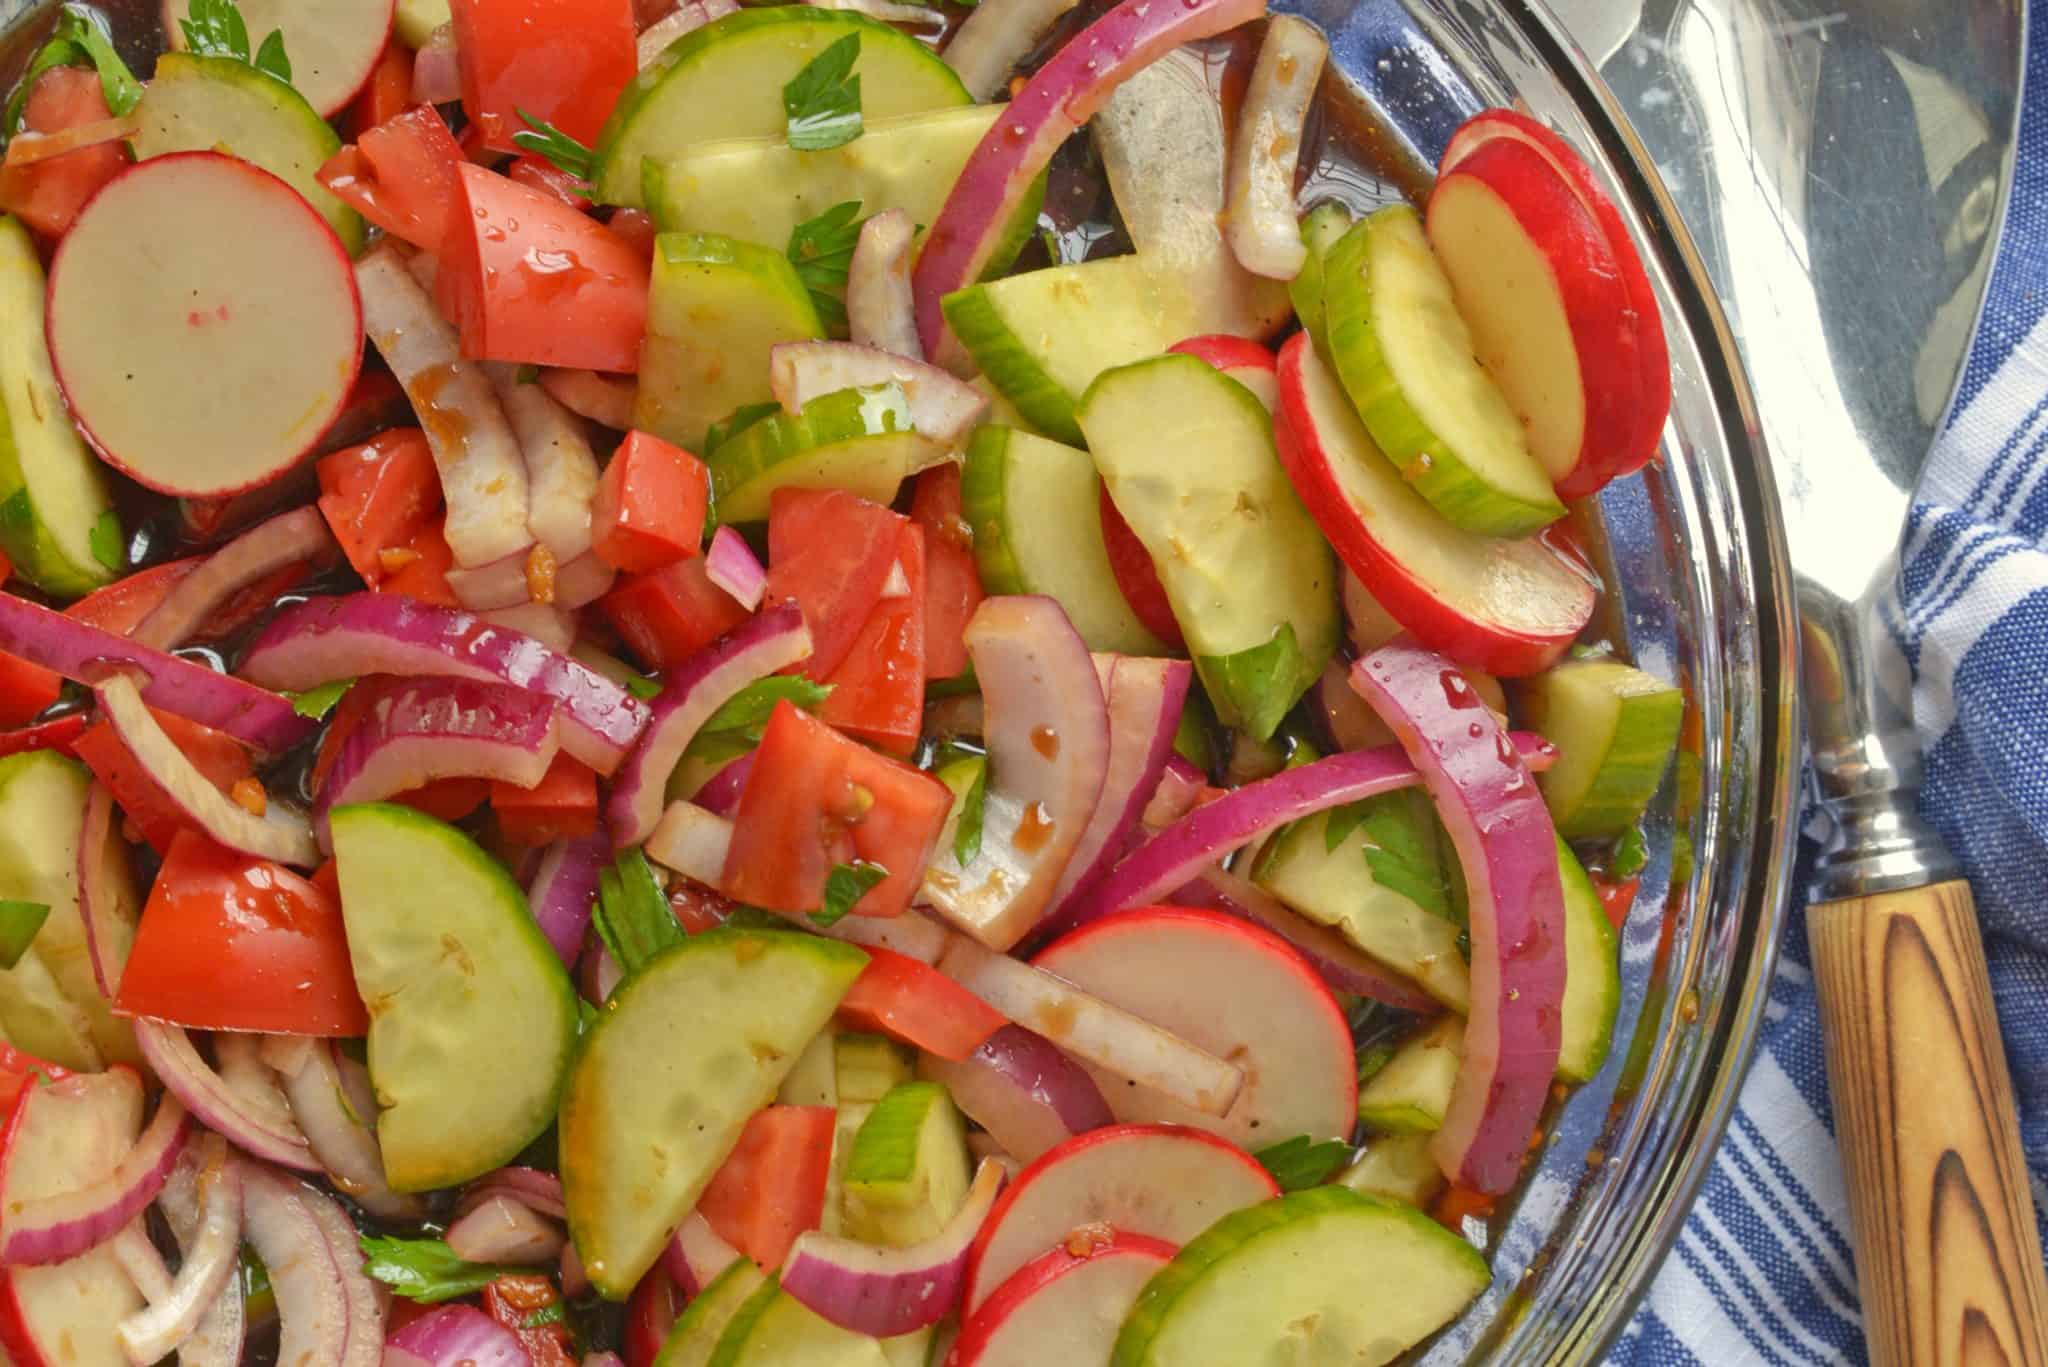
[1349,640,1566,1194]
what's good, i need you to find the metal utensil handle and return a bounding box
[1809,880,2048,1365]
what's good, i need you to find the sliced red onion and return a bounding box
[241,1160,381,1367]
[691,753,754,819]
[77,780,137,999]
[1141,755,1207,831]
[239,594,645,773]
[935,935,1241,1116]
[132,508,334,651]
[1178,868,1441,1012]
[636,0,737,68]
[920,598,1109,950]
[704,526,767,611]
[1049,656,1189,914]
[527,830,609,965]
[1351,642,1566,1195]
[770,342,988,447]
[96,674,320,867]
[608,606,811,846]
[315,676,560,840]
[447,547,616,612]
[485,362,602,564]
[300,1170,383,1367]
[158,1141,246,1367]
[942,0,1081,101]
[116,1135,240,1364]
[389,1306,532,1367]
[819,905,949,965]
[538,368,637,430]
[0,1093,190,1265]
[1223,15,1327,280]
[781,1158,1005,1336]
[800,0,944,28]
[1060,733,1557,929]
[412,24,461,102]
[913,0,1266,352]
[446,1194,565,1265]
[279,1040,425,1223]
[259,1034,317,1079]
[111,1219,174,1301]
[643,800,732,889]
[0,592,310,753]
[134,1023,316,1172]
[578,940,623,1005]
[484,602,577,653]
[918,1025,1112,1165]
[662,1215,740,1298]
[847,210,920,360]
[458,1166,567,1221]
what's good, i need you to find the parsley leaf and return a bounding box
[288,679,353,720]
[360,1236,510,1303]
[511,109,595,186]
[932,749,987,866]
[1609,825,1648,879]
[813,860,886,928]
[0,900,48,969]
[252,28,290,82]
[1354,1041,1396,1090]
[705,402,781,454]
[1321,793,1453,920]
[179,0,291,86]
[786,200,868,330]
[1038,225,1062,264]
[623,672,662,702]
[592,849,685,979]
[88,510,123,572]
[523,1303,566,1329]
[1254,1135,1351,1193]
[3,5,141,138]
[0,491,32,535]
[782,34,862,152]
[685,677,833,759]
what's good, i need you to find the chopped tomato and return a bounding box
[1098,486,1183,649]
[116,832,369,1036]
[723,701,952,919]
[0,651,61,730]
[817,522,925,757]
[607,207,656,258]
[765,489,905,680]
[396,776,493,822]
[0,714,87,760]
[837,946,1004,1061]
[1592,873,1640,931]
[621,1266,685,1367]
[438,163,649,373]
[0,1045,66,1114]
[670,881,737,934]
[377,521,461,608]
[490,751,598,845]
[449,0,637,152]
[598,556,748,672]
[72,712,254,853]
[316,105,466,252]
[65,559,200,635]
[909,465,983,680]
[1431,1181,1497,1233]
[590,432,708,574]
[0,67,127,240]
[507,154,590,209]
[349,40,415,133]
[696,1105,836,1268]
[317,428,444,585]
[481,1276,575,1367]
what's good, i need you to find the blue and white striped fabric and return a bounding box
[1615,6,2048,1361]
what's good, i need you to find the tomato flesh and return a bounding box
[318,428,445,586]
[317,105,466,252]
[0,67,127,240]
[599,556,748,672]
[590,432,709,574]
[765,488,904,680]
[815,521,925,757]
[696,1104,836,1269]
[449,0,636,152]
[909,465,983,681]
[490,751,599,846]
[837,946,1004,1062]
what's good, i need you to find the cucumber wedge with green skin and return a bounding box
[836,1033,914,1106]
[636,232,825,453]
[1522,658,1683,838]
[843,1080,970,1247]
[961,426,1170,655]
[1337,1131,1446,1209]
[328,804,578,1194]
[130,53,365,253]
[1323,206,1563,536]
[1355,1015,1461,1133]
[0,218,116,599]
[709,1277,891,1367]
[1111,1187,1488,1366]
[561,928,867,1299]
[777,1029,841,1109]
[704,385,939,524]
[1075,355,1336,740]
[594,8,970,207]
[1555,836,1620,1083]
[656,1259,770,1367]
[1290,202,1354,352]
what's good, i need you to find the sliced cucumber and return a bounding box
[1355,1015,1461,1133]
[595,8,970,207]
[1252,807,1470,1011]
[636,232,825,453]
[1556,836,1621,1083]
[709,1277,891,1367]
[821,1098,872,1238]
[1521,658,1683,838]
[657,1258,770,1367]
[778,1028,841,1109]
[163,0,393,118]
[328,804,577,1193]
[130,53,364,253]
[835,1033,915,1107]
[1113,1187,1486,1365]
[1290,201,1354,352]
[0,217,116,598]
[961,426,1170,655]
[1337,1131,1446,1209]
[560,928,867,1298]
[1075,354,1336,740]
[704,385,938,523]
[1322,205,1563,536]
[844,1080,971,1247]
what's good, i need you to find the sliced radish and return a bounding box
[46,152,362,498]
[952,1230,1175,1366]
[1223,15,1327,280]
[1273,332,1594,676]
[0,1092,190,1266]
[1177,867,1441,1012]
[1031,907,1355,1148]
[1167,334,1278,412]
[962,1123,1275,1314]
[163,0,397,117]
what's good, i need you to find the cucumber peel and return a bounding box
[1523,658,1683,838]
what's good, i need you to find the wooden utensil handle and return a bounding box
[1809,880,2048,1366]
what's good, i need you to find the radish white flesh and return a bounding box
[770,342,988,446]
[163,0,397,117]
[0,1094,191,1266]
[953,1232,1174,1365]
[847,210,922,360]
[1224,16,1327,280]
[941,0,1080,102]
[46,153,362,499]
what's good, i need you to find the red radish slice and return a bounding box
[780,1158,1006,1337]
[539,369,637,430]
[527,830,610,966]
[1425,137,1643,499]
[1350,640,1566,1194]
[446,548,617,612]
[607,606,812,847]
[847,210,921,360]
[953,1230,1175,1366]
[1031,907,1355,1148]
[275,1041,424,1224]
[1441,108,1671,476]
[644,801,734,890]
[239,1162,379,1367]
[0,1093,190,1266]
[769,342,987,445]
[385,1305,528,1367]
[913,0,1269,352]
[1273,332,1595,676]
[117,1134,239,1365]
[962,1122,1275,1314]
[132,508,335,651]
[1048,655,1189,914]
[46,153,361,499]
[1178,867,1441,1012]
[487,363,603,564]
[1223,15,1328,280]
[162,0,397,117]
[919,1024,1115,1166]
[1095,490,1182,650]
[238,593,646,774]
[446,1194,565,1265]
[134,1024,314,1171]
[1167,334,1279,411]
[705,527,767,610]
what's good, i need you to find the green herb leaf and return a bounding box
[592,849,685,978]
[1038,225,1061,264]
[359,1236,509,1304]
[4,5,142,137]
[704,401,781,454]
[178,0,250,61]
[523,1303,567,1329]
[813,860,886,928]
[1609,825,1648,879]
[786,200,868,330]
[685,676,833,759]
[1323,791,1453,920]
[944,755,987,866]
[782,33,862,152]
[515,363,542,386]
[623,672,662,702]
[510,109,596,185]
[88,510,123,572]
[1323,801,1369,854]
[252,27,290,82]
[0,900,48,969]
[288,679,354,721]
[1253,1135,1351,1193]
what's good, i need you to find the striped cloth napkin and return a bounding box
[1614,8,2048,1362]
